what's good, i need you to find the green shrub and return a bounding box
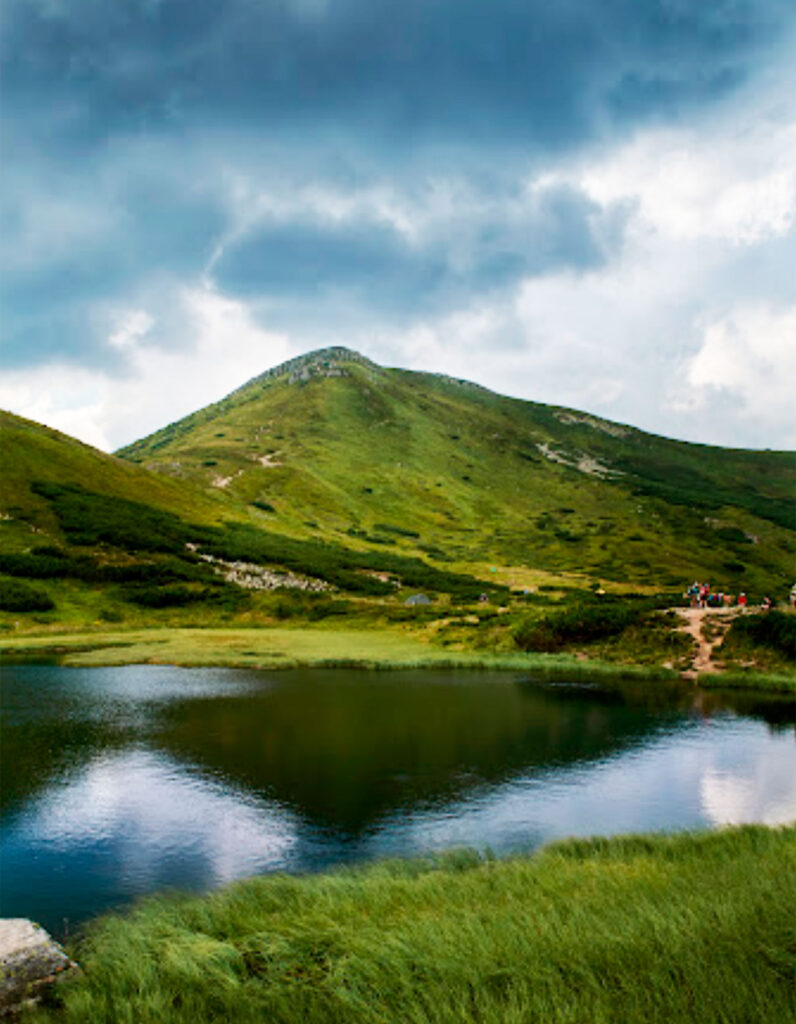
[715,526,752,545]
[98,607,125,623]
[514,599,644,652]
[202,523,499,599]
[0,550,212,585]
[373,523,421,539]
[32,482,196,553]
[0,578,55,612]
[723,612,796,661]
[122,585,221,608]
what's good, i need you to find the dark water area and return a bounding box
[1,664,794,936]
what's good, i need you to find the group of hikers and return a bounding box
[686,581,774,612]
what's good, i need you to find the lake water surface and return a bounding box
[1,664,794,936]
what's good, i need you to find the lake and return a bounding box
[1,664,794,936]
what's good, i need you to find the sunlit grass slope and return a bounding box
[118,347,796,592]
[33,826,796,1024]
[0,410,232,551]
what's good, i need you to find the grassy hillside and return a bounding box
[0,410,229,550]
[30,825,796,1024]
[0,411,254,622]
[0,408,509,628]
[118,347,796,593]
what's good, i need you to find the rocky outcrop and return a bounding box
[536,442,621,479]
[231,346,378,397]
[197,552,331,592]
[0,919,79,1015]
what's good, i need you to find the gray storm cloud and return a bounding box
[1,0,795,447]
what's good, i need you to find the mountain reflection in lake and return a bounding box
[1,665,794,935]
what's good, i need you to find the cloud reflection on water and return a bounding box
[18,747,298,887]
[366,719,796,858]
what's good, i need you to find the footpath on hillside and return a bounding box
[675,606,740,680]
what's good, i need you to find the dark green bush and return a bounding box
[32,482,196,553]
[0,578,55,612]
[120,584,233,608]
[30,544,66,558]
[373,523,421,539]
[514,600,645,652]
[0,552,92,579]
[202,523,499,598]
[611,453,794,530]
[98,607,125,623]
[0,550,212,585]
[723,611,796,661]
[715,526,752,545]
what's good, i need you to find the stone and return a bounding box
[0,919,79,1016]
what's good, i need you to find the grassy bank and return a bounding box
[697,669,796,694]
[0,625,678,680]
[32,826,796,1024]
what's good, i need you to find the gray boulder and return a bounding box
[0,919,78,1015]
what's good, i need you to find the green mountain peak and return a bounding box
[114,349,795,591]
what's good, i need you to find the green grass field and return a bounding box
[0,625,678,681]
[30,825,796,1024]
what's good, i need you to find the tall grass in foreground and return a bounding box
[33,826,796,1024]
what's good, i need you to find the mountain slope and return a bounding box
[0,407,507,622]
[0,409,235,552]
[118,348,796,591]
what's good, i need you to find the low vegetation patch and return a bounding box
[32,482,195,553]
[512,594,678,653]
[32,826,796,1024]
[721,611,796,662]
[0,577,55,612]
[122,584,245,610]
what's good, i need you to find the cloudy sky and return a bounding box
[2,0,795,451]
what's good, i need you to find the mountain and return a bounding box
[117,347,796,591]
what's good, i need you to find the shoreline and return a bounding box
[1,625,794,692]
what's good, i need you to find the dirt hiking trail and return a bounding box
[675,607,739,680]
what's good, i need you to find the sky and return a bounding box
[2,0,795,452]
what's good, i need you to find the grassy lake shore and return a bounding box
[29,825,796,1024]
[3,624,796,691]
[0,624,683,682]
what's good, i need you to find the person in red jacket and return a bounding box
[738,592,748,613]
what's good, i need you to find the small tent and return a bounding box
[404,593,431,606]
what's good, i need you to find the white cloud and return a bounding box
[0,286,297,451]
[676,305,796,446]
[108,309,155,352]
[578,114,796,247]
[0,366,114,450]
